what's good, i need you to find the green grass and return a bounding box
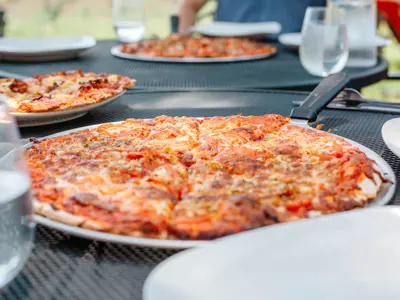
[361,38,400,103]
[2,0,216,39]
[361,23,400,102]
[3,1,172,38]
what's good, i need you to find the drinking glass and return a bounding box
[300,7,349,77]
[0,96,34,288]
[328,0,377,67]
[112,0,146,43]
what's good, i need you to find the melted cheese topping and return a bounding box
[26,114,384,240]
[0,70,135,113]
[121,35,277,58]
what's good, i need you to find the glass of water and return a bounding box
[112,0,145,43]
[328,0,377,67]
[0,96,34,288]
[300,7,349,77]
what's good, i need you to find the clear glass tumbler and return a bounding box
[112,0,146,43]
[300,7,349,77]
[328,0,377,67]
[0,96,34,288]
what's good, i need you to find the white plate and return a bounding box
[191,21,281,37]
[279,32,392,50]
[13,91,125,128]
[382,118,400,159]
[25,119,396,249]
[34,215,208,249]
[143,206,400,300]
[111,45,277,63]
[0,36,97,62]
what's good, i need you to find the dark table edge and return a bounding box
[0,39,389,92]
[275,57,389,92]
[127,87,311,95]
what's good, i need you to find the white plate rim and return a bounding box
[110,45,277,63]
[279,32,392,48]
[0,36,97,55]
[11,90,126,122]
[382,117,400,159]
[17,112,88,128]
[23,118,396,249]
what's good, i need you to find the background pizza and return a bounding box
[0,70,135,113]
[121,35,277,58]
[26,114,384,240]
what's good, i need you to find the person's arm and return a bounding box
[176,0,207,32]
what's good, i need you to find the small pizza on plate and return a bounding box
[25,114,388,241]
[0,70,135,113]
[120,34,277,58]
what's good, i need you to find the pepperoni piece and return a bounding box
[9,79,28,93]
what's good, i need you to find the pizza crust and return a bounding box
[34,199,170,239]
[34,199,125,233]
[358,174,382,199]
[34,200,86,227]
[357,164,384,199]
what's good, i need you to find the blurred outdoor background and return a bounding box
[0,0,399,101]
[0,0,216,39]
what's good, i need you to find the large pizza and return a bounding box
[120,34,277,58]
[26,114,385,240]
[0,70,135,113]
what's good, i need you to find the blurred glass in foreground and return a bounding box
[0,95,34,288]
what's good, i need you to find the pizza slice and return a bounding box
[169,193,274,240]
[34,181,176,239]
[28,141,185,238]
[194,114,289,159]
[0,70,135,113]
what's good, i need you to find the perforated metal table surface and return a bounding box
[0,40,388,90]
[2,90,399,300]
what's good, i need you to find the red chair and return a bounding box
[377,0,400,78]
[377,0,400,42]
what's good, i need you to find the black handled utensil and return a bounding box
[290,72,350,127]
[292,87,400,114]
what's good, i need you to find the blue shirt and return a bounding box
[215,0,327,34]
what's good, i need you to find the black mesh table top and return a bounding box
[3,89,400,300]
[0,40,388,90]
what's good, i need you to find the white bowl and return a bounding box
[382,117,400,158]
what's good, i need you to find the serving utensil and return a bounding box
[292,88,400,114]
[290,71,349,127]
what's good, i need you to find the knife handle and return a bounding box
[290,72,350,122]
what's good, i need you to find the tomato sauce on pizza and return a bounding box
[0,70,135,113]
[26,115,385,240]
[121,35,277,58]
